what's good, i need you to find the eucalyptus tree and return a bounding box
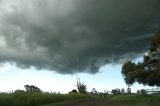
[122,32,160,87]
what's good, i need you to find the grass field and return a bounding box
[0,92,160,106]
[106,95,160,106]
[42,94,160,106]
[0,92,91,106]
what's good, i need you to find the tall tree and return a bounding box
[143,32,160,86]
[121,32,160,87]
[75,77,87,93]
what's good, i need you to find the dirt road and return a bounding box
[68,99,108,106]
[50,99,111,106]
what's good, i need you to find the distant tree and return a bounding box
[121,88,125,94]
[24,84,41,92]
[92,88,97,94]
[111,88,120,95]
[75,77,87,93]
[24,84,30,91]
[14,90,25,94]
[121,31,160,87]
[127,88,131,94]
[69,89,78,94]
[139,89,147,95]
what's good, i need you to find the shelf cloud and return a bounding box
[0,0,160,74]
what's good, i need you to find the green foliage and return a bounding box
[121,61,136,87]
[1,92,160,106]
[121,31,160,87]
[24,85,41,92]
[76,77,87,94]
[111,88,121,95]
[0,92,91,106]
[143,32,160,86]
[69,89,78,94]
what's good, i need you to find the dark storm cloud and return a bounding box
[0,0,160,74]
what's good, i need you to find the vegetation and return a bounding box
[0,92,91,106]
[24,84,41,92]
[75,77,87,94]
[1,92,159,106]
[69,89,78,94]
[42,95,160,106]
[106,95,160,106]
[122,32,160,87]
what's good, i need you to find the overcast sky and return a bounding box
[0,0,160,74]
[0,0,160,92]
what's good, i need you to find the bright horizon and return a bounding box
[0,56,154,94]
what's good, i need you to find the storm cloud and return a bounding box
[0,0,160,74]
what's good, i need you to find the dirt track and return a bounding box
[51,99,111,106]
[68,99,108,106]
[45,98,159,106]
[50,99,128,106]
[51,99,135,106]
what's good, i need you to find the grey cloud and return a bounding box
[0,0,160,74]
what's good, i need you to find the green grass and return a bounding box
[44,95,160,106]
[1,92,160,106]
[105,95,160,106]
[0,92,91,106]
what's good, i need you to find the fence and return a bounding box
[146,88,160,94]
